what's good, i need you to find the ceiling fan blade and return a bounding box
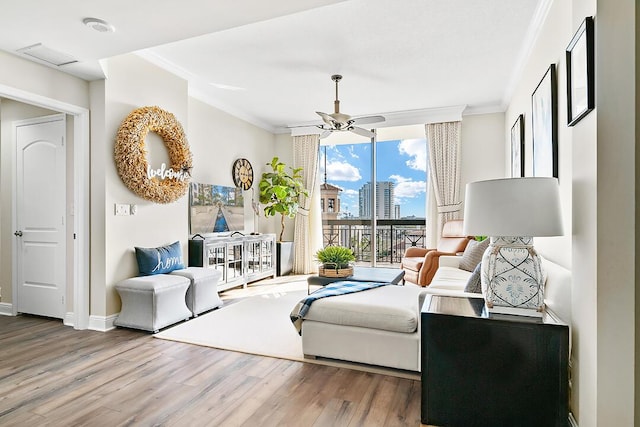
[350,126,375,139]
[352,115,386,125]
[316,111,333,125]
[319,130,332,139]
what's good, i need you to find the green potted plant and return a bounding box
[258,156,309,275]
[314,245,356,278]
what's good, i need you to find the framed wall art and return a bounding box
[510,114,525,177]
[531,64,558,179]
[566,16,595,126]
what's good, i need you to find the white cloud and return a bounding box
[327,161,362,182]
[395,180,427,199]
[398,138,427,172]
[389,174,409,183]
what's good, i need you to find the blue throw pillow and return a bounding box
[135,241,185,276]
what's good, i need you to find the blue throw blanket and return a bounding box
[290,281,390,334]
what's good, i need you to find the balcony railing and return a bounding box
[322,218,426,265]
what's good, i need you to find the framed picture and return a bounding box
[531,64,558,179]
[566,16,595,126]
[510,114,524,177]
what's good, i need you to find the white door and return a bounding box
[15,115,66,319]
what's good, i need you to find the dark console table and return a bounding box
[421,295,569,427]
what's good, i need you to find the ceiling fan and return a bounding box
[314,74,385,139]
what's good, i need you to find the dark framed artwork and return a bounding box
[566,16,595,126]
[531,64,558,179]
[510,114,524,177]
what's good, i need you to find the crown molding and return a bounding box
[135,50,276,133]
[500,0,554,110]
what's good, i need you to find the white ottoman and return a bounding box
[114,274,192,333]
[171,267,223,316]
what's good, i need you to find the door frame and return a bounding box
[3,83,90,330]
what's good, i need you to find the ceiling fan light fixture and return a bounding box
[294,74,385,138]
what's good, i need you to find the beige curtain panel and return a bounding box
[426,121,463,241]
[292,134,321,274]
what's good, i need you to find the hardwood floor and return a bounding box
[0,314,422,426]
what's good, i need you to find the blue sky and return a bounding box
[319,138,427,218]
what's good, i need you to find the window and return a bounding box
[319,133,428,265]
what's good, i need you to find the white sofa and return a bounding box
[300,256,571,372]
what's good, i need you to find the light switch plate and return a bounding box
[115,203,130,216]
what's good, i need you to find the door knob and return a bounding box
[14,230,22,237]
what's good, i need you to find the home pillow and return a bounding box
[135,241,185,276]
[464,262,483,293]
[459,238,489,272]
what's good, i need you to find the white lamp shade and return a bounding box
[463,177,563,237]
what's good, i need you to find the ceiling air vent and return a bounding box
[16,43,78,67]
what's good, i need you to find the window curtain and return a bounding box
[425,121,462,245]
[292,134,322,274]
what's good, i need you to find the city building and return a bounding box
[319,182,341,220]
[358,181,394,219]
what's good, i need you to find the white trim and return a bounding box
[73,111,90,330]
[501,0,554,110]
[0,83,90,330]
[136,50,276,133]
[89,314,119,332]
[569,413,579,427]
[63,311,75,327]
[0,302,12,316]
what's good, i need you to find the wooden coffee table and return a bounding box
[307,266,405,293]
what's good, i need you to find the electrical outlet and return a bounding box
[114,203,130,216]
[130,204,137,215]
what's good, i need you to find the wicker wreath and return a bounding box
[114,106,192,204]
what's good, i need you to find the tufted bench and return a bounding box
[114,274,192,333]
[170,267,223,316]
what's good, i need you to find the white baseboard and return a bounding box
[0,302,13,316]
[89,313,118,332]
[569,413,579,427]
[64,312,75,327]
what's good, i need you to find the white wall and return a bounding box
[188,97,276,235]
[505,0,638,425]
[593,1,637,425]
[460,113,506,189]
[90,54,280,317]
[505,0,573,269]
[505,0,585,420]
[0,51,89,109]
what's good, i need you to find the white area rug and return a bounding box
[155,280,419,379]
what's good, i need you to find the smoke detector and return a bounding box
[83,18,115,33]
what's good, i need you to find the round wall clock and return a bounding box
[232,158,254,190]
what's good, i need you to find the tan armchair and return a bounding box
[401,220,472,287]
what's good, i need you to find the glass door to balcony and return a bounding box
[320,130,427,267]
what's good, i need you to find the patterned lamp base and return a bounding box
[481,236,545,317]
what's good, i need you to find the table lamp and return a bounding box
[463,177,563,316]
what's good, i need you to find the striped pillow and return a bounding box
[459,238,489,272]
[464,262,483,293]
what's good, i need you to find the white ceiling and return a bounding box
[1,0,544,133]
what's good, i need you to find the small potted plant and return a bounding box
[315,245,356,278]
